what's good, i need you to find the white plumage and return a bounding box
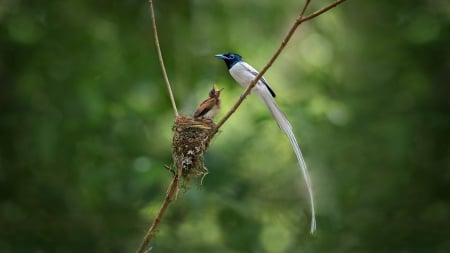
[229,61,317,234]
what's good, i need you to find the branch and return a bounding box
[136,163,183,253]
[211,0,346,136]
[136,3,185,251]
[148,0,178,117]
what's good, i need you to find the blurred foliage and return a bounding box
[1,0,449,252]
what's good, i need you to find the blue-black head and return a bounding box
[215,52,242,69]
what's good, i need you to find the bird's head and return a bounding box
[209,85,224,98]
[215,52,242,69]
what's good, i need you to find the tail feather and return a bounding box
[257,89,316,234]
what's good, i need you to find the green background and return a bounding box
[1,0,449,252]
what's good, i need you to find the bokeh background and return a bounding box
[1,0,449,252]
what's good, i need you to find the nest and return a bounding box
[172,115,216,182]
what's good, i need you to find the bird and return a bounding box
[215,52,316,233]
[193,85,223,120]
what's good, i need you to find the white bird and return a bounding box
[216,52,316,233]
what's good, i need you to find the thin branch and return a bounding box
[211,0,346,136]
[300,0,312,18]
[136,162,183,253]
[149,0,178,116]
[301,0,347,22]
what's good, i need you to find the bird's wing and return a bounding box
[240,62,276,98]
[193,99,213,118]
[193,107,207,118]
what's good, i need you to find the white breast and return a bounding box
[229,63,255,88]
[229,62,268,95]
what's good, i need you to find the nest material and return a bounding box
[172,115,216,182]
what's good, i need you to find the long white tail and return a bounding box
[256,88,316,234]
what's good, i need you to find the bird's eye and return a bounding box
[229,55,235,59]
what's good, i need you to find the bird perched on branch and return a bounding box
[193,85,223,120]
[215,52,316,233]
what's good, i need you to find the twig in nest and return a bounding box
[163,164,175,175]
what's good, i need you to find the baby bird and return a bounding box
[193,86,223,120]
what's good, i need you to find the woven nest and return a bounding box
[172,115,216,182]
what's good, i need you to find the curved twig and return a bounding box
[149,0,178,116]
